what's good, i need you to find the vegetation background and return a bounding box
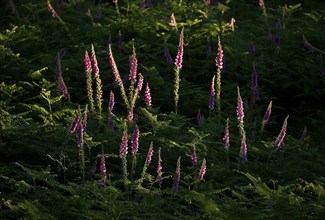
[1,0,324,219]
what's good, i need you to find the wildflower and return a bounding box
[119,131,128,158]
[215,37,224,69]
[223,118,230,150]
[236,87,244,124]
[99,155,106,187]
[173,157,181,192]
[56,54,70,100]
[175,28,184,69]
[199,159,207,180]
[70,111,81,134]
[275,115,289,149]
[164,43,173,65]
[137,73,144,91]
[170,13,177,27]
[47,1,56,17]
[82,105,88,132]
[90,44,100,78]
[84,51,92,73]
[145,83,152,106]
[129,46,138,82]
[259,0,264,8]
[261,101,272,131]
[131,125,140,155]
[240,139,247,163]
[109,91,115,112]
[157,147,163,184]
[191,145,198,167]
[108,44,120,82]
[229,18,236,31]
[145,142,154,166]
[209,75,215,111]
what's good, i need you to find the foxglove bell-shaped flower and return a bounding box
[199,159,207,180]
[173,157,181,192]
[119,131,128,158]
[209,75,216,110]
[275,115,289,149]
[145,142,154,166]
[90,44,100,78]
[223,118,230,150]
[129,46,138,82]
[215,37,224,69]
[131,125,140,155]
[145,83,152,106]
[191,145,198,167]
[236,87,244,124]
[170,13,177,27]
[175,28,184,69]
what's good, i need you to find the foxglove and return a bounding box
[223,118,230,151]
[209,75,216,111]
[215,37,224,69]
[173,157,181,192]
[109,90,115,112]
[129,46,138,82]
[175,28,184,69]
[275,115,289,149]
[47,1,56,17]
[191,145,198,167]
[56,54,70,100]
[119,131,128,158]
[145,83,152,107]
[261,101,272,131]
[145,142,154,166]
[90,44,100,78]
[157,147,163,185]
[236,87,244,124]
[100,155,106,187]
[170,13,177,27]
[131,125,140,155]
[85,51,95,113]
[199,159,207,181]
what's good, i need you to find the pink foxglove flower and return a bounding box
[119,131,128,158]
[209,75,215,110]
[84,51,92,73]
[90,44,100,78]
[173,157,181,192]
[174,28,184,69]
[99,155,106,187]
[240,139,247,163]
[262,101,272,124]
[170,13,177,26]
[145,83,152,106]
[199,159,207,180]
[229,18,236,31]
[137,73,144,91]
[129,46,138,82]
[275,115,289,149]
[236,87,244,124]
[215,37,224,69]
[157,147,163,184]
[259,0,264,7]
[131,125,140,155]
[108,44,120,82]
[47,1,56,17]
[223,118,230,150]
[70,111,81,134]
[56,54,70,100]
[145,142,154,166]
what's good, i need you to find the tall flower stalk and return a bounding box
[128,46,138,101]
[237,86,247,164]
[174,28,184,114]
[140,142,154,183]
[209,75,216,112]
[261,101,272,132]
[75,107,85,183]
[56,53,70,101]
[130,125,140,181]
[156,147,163,186]
[191,145,198,167]
[223,118,230,151]
[119,129,129,180]
[215,37,223,112]
[47,0,65,25]
[108,44,130,111]
[84,51,95,113]
[199,159,207,181]
[275,115,289,149]
[173,156,181,192]
[90,44,103,116]
[99,155,107,187]
[145,83,152,107]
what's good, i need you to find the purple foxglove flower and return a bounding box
[84,51,92,73]
[275,115,289,149]
[56,54,70,100]
[118,30,124,54]
[215,37,224,69]
[249,41,256,55]
[83,106,88,132]
[145,83,152,106]
[229,18,236,31]
[47,1,56,17]
[157,147,163,183]
[145,142,154,166]
[129,47,138,82]
[174,28,184,69]
[299,126,308,141]
[164,43,173,65]
[240,139,247,164]
[173,156,181,192]
[170,13,177,26]
[70,111,81,134]
[236,86,244,124]
[131,125,140,155]
[90,44,100,78]
[209,75,216,110]
[191,145,198,167]
[196,109,204,126]
[76,121,84,147]
[251,64,259,102]
[259,0,264,7]
[137,73,144,91]
[199,159,207,180]
[100,155,106,187]
[119,131,128,158]
[304,39,315,53]
[320,66,325,78]
[223,118,230,150]
[109,91,115,112]
[262,101,272,123]
[108,116,115,131]
[108,44,120,82]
